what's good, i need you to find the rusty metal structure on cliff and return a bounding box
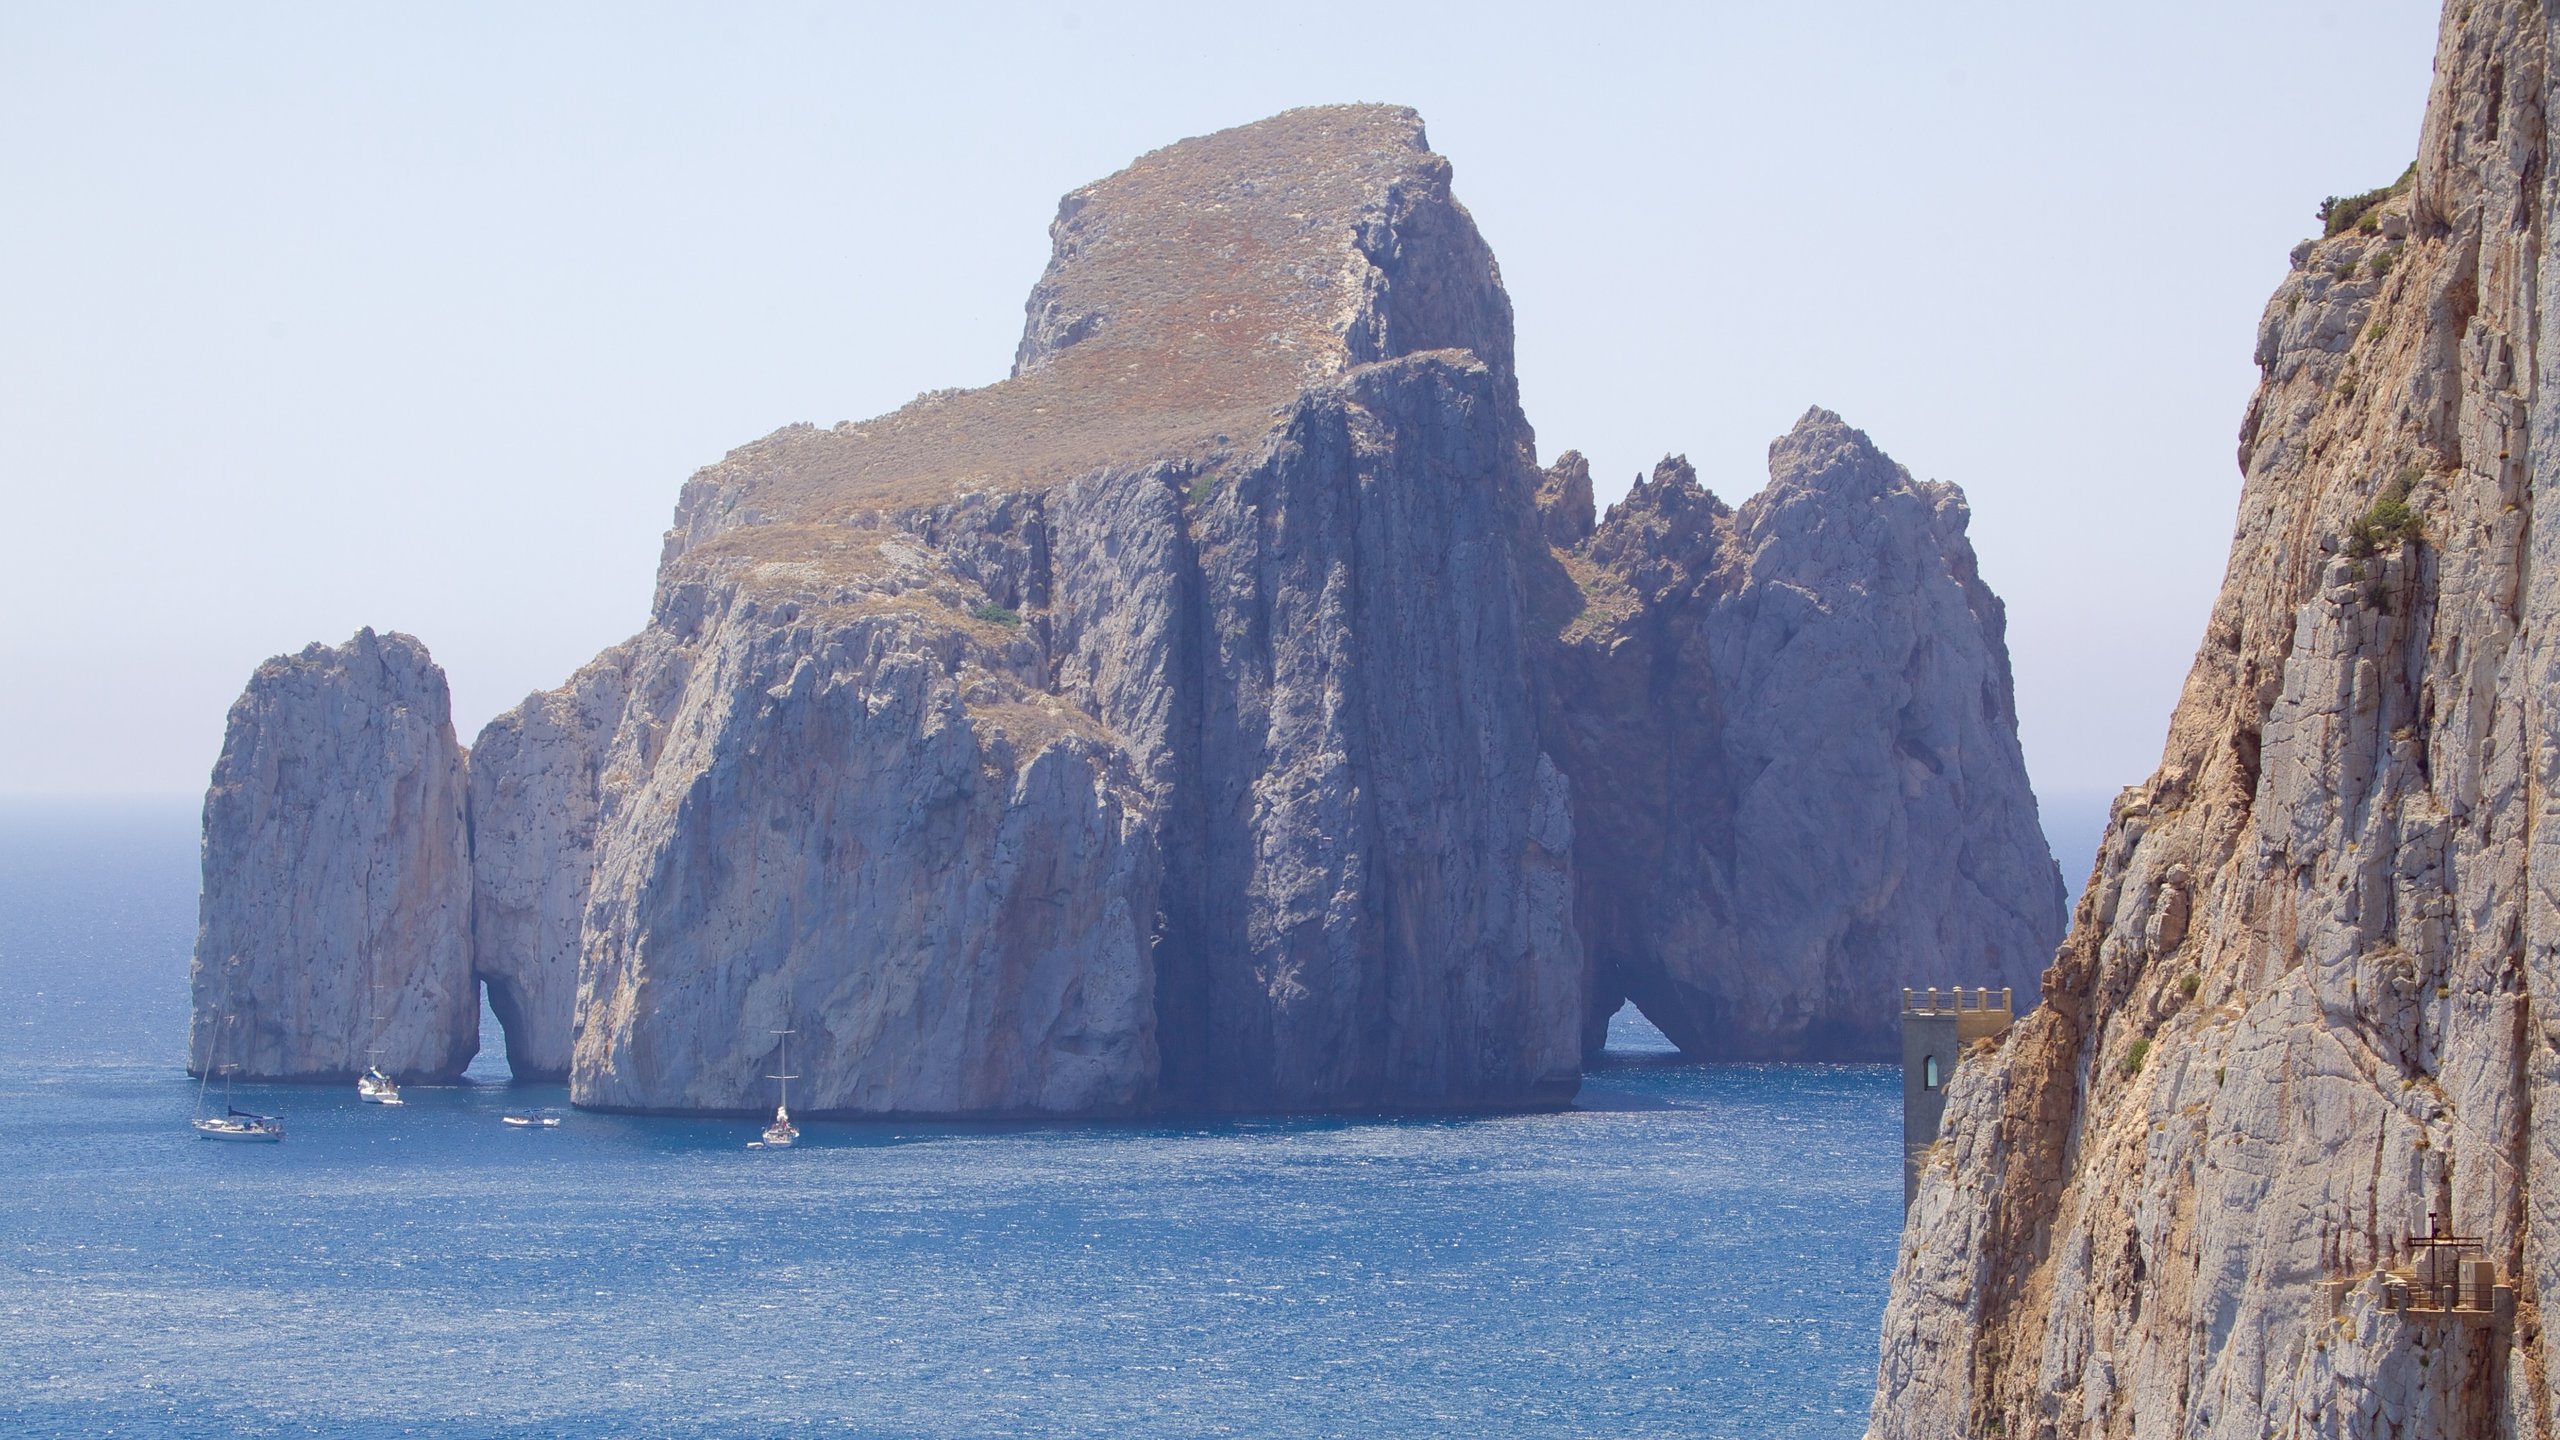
[2323,1209,2517,1329]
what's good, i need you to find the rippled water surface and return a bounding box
[0,800,1899,1438]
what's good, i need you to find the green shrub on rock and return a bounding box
[2344,467,2422,558]
[2318,161,2417,238]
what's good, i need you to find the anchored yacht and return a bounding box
[356,957,403,1106]
[757,1028,801,1149]
[194,1096,285,1142]
[192,977,284,1142]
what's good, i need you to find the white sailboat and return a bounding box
[758,1028,800,1148]
[356,954,403,1105]
[194,1071,284,1142]
[192,1001,283,1142]
[357,1030,403,1106]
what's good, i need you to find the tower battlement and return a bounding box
[1902,986,2013,1018]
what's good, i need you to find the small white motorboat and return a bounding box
[501,1110,563,1129]
[357,1064,404,1107]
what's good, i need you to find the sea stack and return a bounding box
[1870,6,2559,1436]
[1542,410,2065,1060]
[189,628,477,1081]
[564,105,1585,1115]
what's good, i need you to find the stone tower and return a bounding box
[1901,987,2012,1206]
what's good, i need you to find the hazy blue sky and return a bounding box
[2,3,2441,816]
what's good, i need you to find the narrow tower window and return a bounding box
[1924,1056,1941,1089]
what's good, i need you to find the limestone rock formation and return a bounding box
[568,104,1585,1114]
[183,104,2067,1118]
[1544,412,2064,1061]
[188,628,477,1081]
[1870,7,2560,1436]
[466,642,634,1083]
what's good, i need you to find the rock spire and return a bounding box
[189,628,476,1082]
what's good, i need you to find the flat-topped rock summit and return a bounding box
[662,104,1510,589]
[192,105,2064,1121]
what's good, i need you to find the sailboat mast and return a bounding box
[195,1025,216,1117]
[364,943,383,1068]
[197,959,236,1118]
[767,1028,798,1109]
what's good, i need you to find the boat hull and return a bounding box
[193,1120,282,1143]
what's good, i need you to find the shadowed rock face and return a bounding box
[189,628,476,1082]
[565,104,1585,1115]
[1869,8,2560,1437]
[1543,411,2064,1061]
[465,642,634,1083]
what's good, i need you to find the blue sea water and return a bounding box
[0,799,1901,1439]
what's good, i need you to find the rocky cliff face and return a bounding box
[567,105,1584,1115]
[569,608,1165,1115]
[189,628,477,1081]
[1544,411,2064,1061]
[1870,6,2560,1436]
[466,642,633,1083]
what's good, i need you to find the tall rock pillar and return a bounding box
[189,628,478,1082]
